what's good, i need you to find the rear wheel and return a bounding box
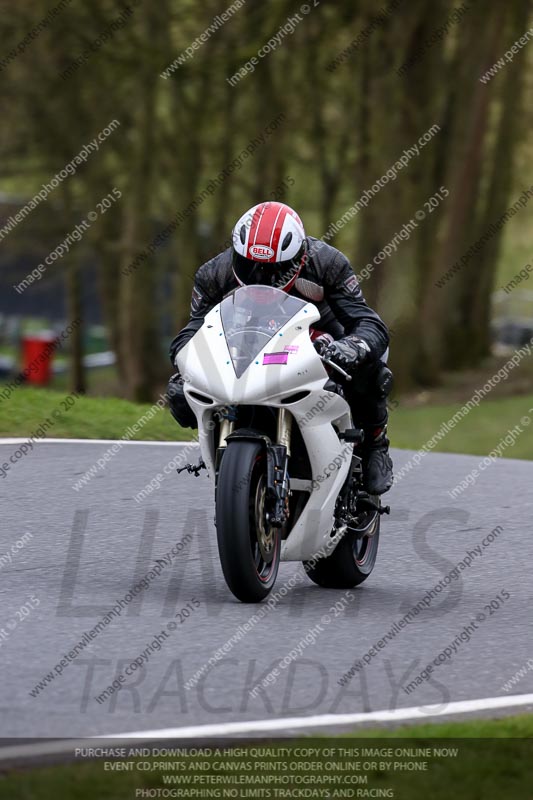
[216,440,281,602]
[303,497,380,589]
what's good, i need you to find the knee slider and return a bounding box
[376,364,394,398]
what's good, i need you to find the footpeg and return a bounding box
[339,428,365,444]
[358,497,390,515]
[177,460,206,477]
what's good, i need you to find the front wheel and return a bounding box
[216,440,281,603]
[303,499,380,589]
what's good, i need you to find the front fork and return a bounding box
[267,409,292,527]
[276,407,292,454]
[216,408,292,453]
[219,417,234,448]
[216,408,292,528]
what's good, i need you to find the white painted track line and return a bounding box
[0,438,196,446]
[2,693,533,763]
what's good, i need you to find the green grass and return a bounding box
[1,716,532,800]
[389,392,533,460]
[48,365,120,396]
[351,713,533,737]
[2,387,533,461]
[0,387,194,441]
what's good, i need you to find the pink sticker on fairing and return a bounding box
[284,345,299,352]
[263,352,289,365]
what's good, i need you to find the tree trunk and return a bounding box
[459,2,529,361]
[66,260,86,395]
[119,5,165,401]
[416,2,508,381]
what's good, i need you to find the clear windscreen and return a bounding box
[220,285,307,378]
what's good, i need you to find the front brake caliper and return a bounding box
[266,444,290,528]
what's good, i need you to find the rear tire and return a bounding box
[216,440,281,603]
[304,499,380,589]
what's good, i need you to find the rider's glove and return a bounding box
[322,335,371,371]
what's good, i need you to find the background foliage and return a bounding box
[1,0,532,400]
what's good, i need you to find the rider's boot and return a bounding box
[361,424,393,495]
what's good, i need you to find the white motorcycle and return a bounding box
[176,285,389,603]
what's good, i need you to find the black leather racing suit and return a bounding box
[168,238,392,462]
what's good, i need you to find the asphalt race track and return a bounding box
[1,439,532,744]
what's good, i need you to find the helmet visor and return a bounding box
[233,245,306,291]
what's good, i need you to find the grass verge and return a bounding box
[0,387,195,441]
[0,715,532,800]
[2,387,533,461]
[389,391,533,460]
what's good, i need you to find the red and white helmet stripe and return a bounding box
[232,201,305,264]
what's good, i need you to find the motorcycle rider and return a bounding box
[168,201,393,495]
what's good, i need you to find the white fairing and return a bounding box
[176,287,354,562]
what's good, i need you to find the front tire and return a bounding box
[304,499,380,589]
[216,440,281,603]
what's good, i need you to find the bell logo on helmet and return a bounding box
[249,244,275,260]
